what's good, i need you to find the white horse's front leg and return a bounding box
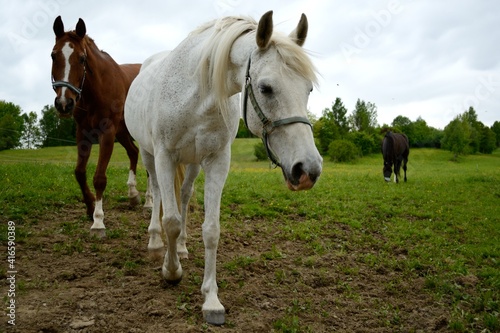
[177,164,201,259]
[200,154,230,325]
[127,170,141,206]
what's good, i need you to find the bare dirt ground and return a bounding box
[4,199,450,333]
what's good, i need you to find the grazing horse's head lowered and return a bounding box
[51,16,88,117]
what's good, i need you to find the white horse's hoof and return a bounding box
[162,264,183,285]
[148,247,165,262]
[90,228,106,239]
[203,309,225,326]
[129,194,141,207]
[178,250,189,260]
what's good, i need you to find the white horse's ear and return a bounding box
[53,16,65,38]
[256,10,273,49]
[75,18,86,38]
[289,13,308,47]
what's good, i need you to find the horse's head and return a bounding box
[242,11,322,191]
[51,16,88,117]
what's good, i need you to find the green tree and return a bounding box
[0,100,25,150]
[491,121,500,147]
[411,117,432,147]
[392,115,412,136]
[236,118,255,138]
[314,98,348,155]
[479,125,496,154]
[20,111,42,149]
[39,105,77,147]
[441,116,470,160]
[462,107,481,153]
[346,131,378,156]
[328,139,360,162]
[349,99,377,133]
[330,97,349,137]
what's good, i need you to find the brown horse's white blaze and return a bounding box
[56,43,74,112]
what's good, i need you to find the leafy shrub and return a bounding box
[254,142,268,161]
[328,139,360,162]
[347,131,378,156]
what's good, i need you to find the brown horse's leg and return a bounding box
[394,159,401,183]
[90,132,115,238]
[116,131,141,206]
[75,129,95,220]
[403,157,408,182]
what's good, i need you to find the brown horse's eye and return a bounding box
[51,52,56,60]
[79,55,86,64]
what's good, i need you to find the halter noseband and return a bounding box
[51,49,87,100]
[242,54,312,167]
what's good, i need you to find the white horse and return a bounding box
[124,11,322,325]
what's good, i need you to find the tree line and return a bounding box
[310,97,498,162]
[0,101,75,150]
[1,98,499,162]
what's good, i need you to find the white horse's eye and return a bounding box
[258,84,273,94]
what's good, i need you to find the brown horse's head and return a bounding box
[51,16,88,117]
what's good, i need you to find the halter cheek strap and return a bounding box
[242,54,312,167]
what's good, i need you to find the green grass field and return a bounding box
[1,139,499,332]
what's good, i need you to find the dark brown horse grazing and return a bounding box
[51,16,166,238]
[382,131,409,183]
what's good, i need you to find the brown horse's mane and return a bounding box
[64,31,115,63]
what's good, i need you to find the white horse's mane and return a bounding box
[192,15,318,122]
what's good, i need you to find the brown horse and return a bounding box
[51,16,183,238]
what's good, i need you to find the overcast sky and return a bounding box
[1,0,498,129]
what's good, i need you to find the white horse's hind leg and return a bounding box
[200,152,230,325]
[141,150,164,260]
[90,199,106,238]
[127,170,141,206]
[177,164,201,259]
[156,151,183,283]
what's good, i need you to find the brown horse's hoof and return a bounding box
[90,228,106,239]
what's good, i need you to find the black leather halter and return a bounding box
[51,49,87,101]
[242,54,312,167]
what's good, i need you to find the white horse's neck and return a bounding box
[227,33,256,96]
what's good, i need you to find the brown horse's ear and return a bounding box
[53,15,65,38]
[256,10,273,49]
[289,13,308,47]
[75,18,86,38]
